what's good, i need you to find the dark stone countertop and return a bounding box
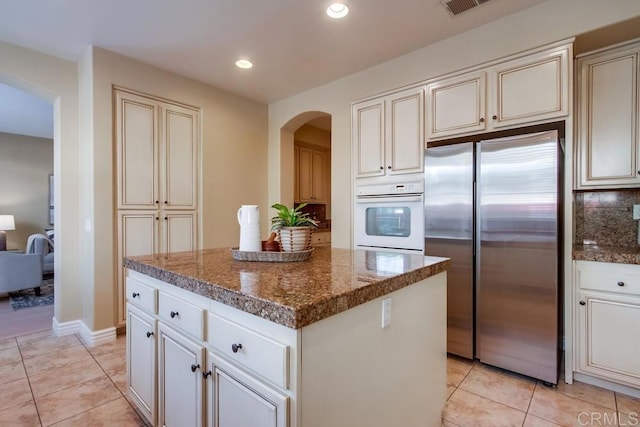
[124,247,450,329]
[573,244,640,265]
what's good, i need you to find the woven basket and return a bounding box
[231,248,313,262]
[278,227,313,252]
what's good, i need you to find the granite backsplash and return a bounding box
[574,189,640,247]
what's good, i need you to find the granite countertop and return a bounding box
[573,244,640,265]
[124,247,450,329]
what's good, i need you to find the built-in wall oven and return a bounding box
[355,181,424,253]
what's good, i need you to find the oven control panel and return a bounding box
[357,181,424,197]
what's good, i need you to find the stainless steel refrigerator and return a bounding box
[425,130,561,384]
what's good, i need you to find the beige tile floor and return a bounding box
[444,355,640,427]
[1,326,639,427]
[0,330,145,426]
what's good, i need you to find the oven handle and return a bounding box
[356,195,423,204]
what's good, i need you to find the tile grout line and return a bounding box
[81,335,147,425]
[15,336,44,427]
[37,335,129,426]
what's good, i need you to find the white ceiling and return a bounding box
[0,0,547,138]
[0,83,53,139]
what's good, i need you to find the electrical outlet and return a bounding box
[634,205,640,220]
[382,298,392,328]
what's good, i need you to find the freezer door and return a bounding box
[425,142,474,359]
[476,131,559,384]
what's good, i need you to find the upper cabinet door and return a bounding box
[353,98,385,178]
[577,44,640,188]
[116,92,159,209]
[353,86,424,178]
[426,71,486,140]
[162,105,199,210]
[387,87,425,175]
[424,42,571,141]
[492,46,569,128]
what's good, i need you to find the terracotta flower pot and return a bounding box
[278,227,313,252]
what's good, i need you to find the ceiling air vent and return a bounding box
[441,0,491,16]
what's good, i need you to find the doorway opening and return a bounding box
[0,82,55,339]
[280,112,332,247]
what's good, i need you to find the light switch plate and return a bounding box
[634,205,640,220]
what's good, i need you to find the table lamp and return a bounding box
[0,215,15,251]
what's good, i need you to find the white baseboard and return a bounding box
[573,372,640,399]
[79,323,117,347]
[52,317,117,347]
[52,317,82,336]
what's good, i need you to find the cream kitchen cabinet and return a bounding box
[126,304,157,425]
[206,309,292,427]
[115,88,200,326]
[158,322,206,427]
[115,89,199,211]
[576,41,640,189]
[126,270,295,427]
[574,261,640,388]
[352,85,425,178]
[295,145,326,203]
[126,272,210,427]
[426,42,570,140]
[426,70,487,139]
[117,210,197,325]
[126,277,158,426]
[311,231,331,247]
[207,353,288,427]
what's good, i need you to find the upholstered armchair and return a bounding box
[25,234,54,275]
[0,252,43,295]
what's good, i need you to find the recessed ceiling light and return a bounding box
[235,59,253,69]
[326,2,349,19]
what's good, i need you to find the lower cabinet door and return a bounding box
[127,304,157,426]
[208,353,288,427]
[577,291,640,387]
[158,322,206,427]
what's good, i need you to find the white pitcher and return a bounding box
[237,205,260,226]
[237,205,261,251]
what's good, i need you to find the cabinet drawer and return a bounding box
[576,261,640,296]
[311,232,331,246]
[158,292,205,340]
[209,314,289,389]
[126,277,157,314]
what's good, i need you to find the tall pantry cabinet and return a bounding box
[115,88,201,326]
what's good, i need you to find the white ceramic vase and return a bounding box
[278,227,313,252]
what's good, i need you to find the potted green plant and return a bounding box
[270,203,318,252]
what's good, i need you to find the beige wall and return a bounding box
[84,47,268,330]
[268,0,640,249]
[0,132,53,249]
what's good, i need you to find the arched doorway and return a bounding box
[280,111,332,244]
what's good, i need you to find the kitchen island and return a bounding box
[124,247,450,427]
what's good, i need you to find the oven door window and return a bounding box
[365,207,411,237]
